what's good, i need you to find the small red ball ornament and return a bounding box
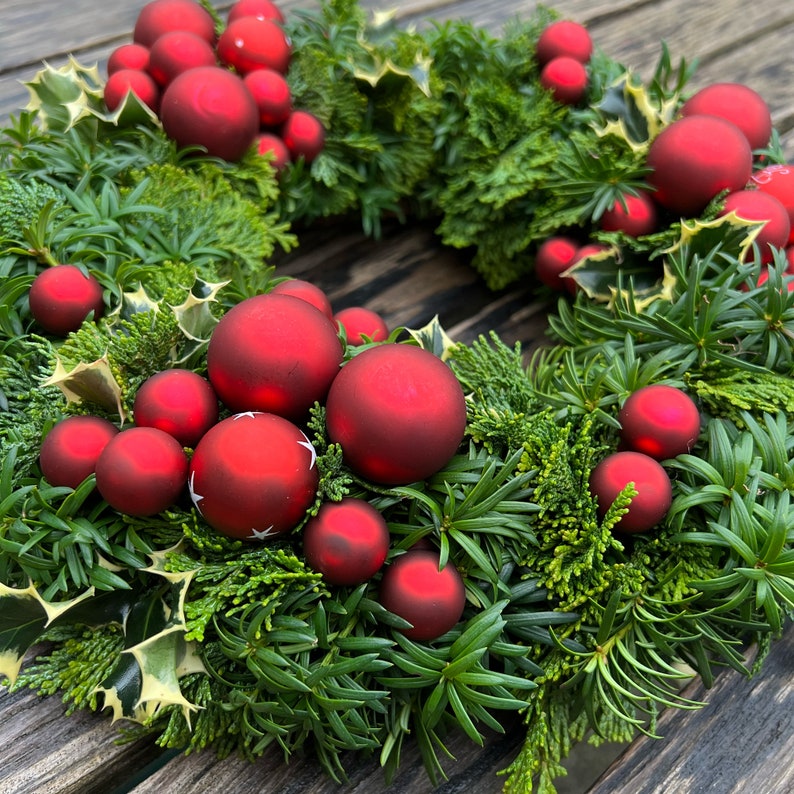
[133,0,216,48]
[104,68,160,112]
[302,498,390,586]
[601,191,658,237]
[206,293,343,421]
[589,451,673,534]
[750,164,794,245]
[718,190,791,263]
[539,56,588,105]
[325,343,467,485]
[39,415,119,489]
[159,66,259,161]
[243,68,293,127]
[334,307,389,345]
[29,265,104,336]
[379,550,466,641]
[188,412,319,540]
[534,236,580,291]
[618,384,701,460]
[107,43,151,75]
[281,110,326,163]
[216,17,292,75]
[228,0,286,24]
[646,115,753,218]
[269,278,333,318]
[147,30,217,87]
[254,133,291,171]
[133,368,219,448]
[535,20,593,66]
[95,427,188,517]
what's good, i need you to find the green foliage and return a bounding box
[0,174,63,243]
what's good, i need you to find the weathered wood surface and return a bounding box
[1,1,793,793]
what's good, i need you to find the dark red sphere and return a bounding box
[536,20,593,66]
[303,498,390,586]
[160,66,259,161]
[39,415,119,489]
[334,306,389,345]
[107,43,151,75]
[379,550,466,641]
[228,0,285,24]
[104,68,160,112]
[216,17,292,75]
[254,133,291,170]
[243,68,292,127]
[718,189,791,263]
[188,411,319,540]
[281,110,325,163]
[325,343,467,485]
[539,56,588,105]
[132,368,219,448]
[750,164,794,245]
[133,0,216,48]
[534,236,579,291]
[29,265,105,336]
[206,293,343,421]
[269,278,333,318]
[618,384,701,460]
[95,426,188,517]
[589,451,672,534]
[147,30,217,87]
[601,191,658,237]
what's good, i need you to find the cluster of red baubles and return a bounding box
[536,19,593,107]
[104,0,324,166]
[38,280,467,641]
[589,384,701,534]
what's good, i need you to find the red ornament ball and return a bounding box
[539,56,588,105]
[534,236,579,291]
[750,164,794,245]
[302,498,390,586]
[133,368,219,448]
[188,412,318,540]
[133,0,216,48]
[147,30,217,87]
[718,189,791,263]
[281,110,326,163]
[216,17,292,75]
[681,82,772,152]
[160,66,259,161]
[104,68,160,112]
[95,427,188,517]
[206,293,343,421]
[29,264,104,336]
[107,43,151,75]
[601,190,658,237]
[269,278,333,318]
[589,451,673,534]
[618,384,701,460]
[646,115,753,217]
[228,0,285,24]
[536,20,593,66]
[334,306,389,345]
[379,550,466,641]
[325,343,467,485]
[254,133,291,171]
[39,415,119,489]
[243,68,292,127]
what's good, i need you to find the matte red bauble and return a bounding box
[107,43,151,75]
[243,68,292,127]
[228,0,285,24]
[29,264,104,336]
[325,344,467,485]
[618,384,701,460]
[216,17,292,75]
[95,427,188,517]
[132,368,219,448]
[270,278,333,318]
[303,498,390,586]
[535,20,593,66]
[750,164,794,245]
[589,451,672,534]
[601,191,658,237]
[188,412,319,540]
[534,236,579,291]
[104,68,160,112]
[39,415,119,489]
[255,133,290,171]
[681,82,772,152]
[539,56,588,105]
[334,306,389,345]
[281,110,325,162]
[206,293,343,421]
[718,190,791,263]
[160,66,259,161]
[133,0,216,48]
[646,115,753,217]
[379,550,466,641]
[147,30,217,87]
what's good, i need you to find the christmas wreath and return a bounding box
[2,1,794,792]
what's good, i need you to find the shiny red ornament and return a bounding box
[334,306,389,345]
[254,133,290,171]
[325,343,467,485]
[104,68,160,112]
[269,278,333,318]
[539,56,588,105]
[601,190,658,237]
[589,451,672,534]
[536,19,593,66]
[160,66,259,161]
[379,550,466,641]
[718,189,791,263]
[206,293,343,421]
[133,0,216,48]
[228,0,285,24]
[147,30,217,87]
[95,427,188,517]
[188,412,319,540]
[243,68,292,127]
[216,17,292,75]
[618,384,701,461]
[39,415,119,489]
[302,498,390,585]
[107,43,150,75]
[281,110,325,162]
[534,235,579,291]
[750,164,794,245]
[29,264,104,336]
[646,115,753,217]
[133,368,219,448]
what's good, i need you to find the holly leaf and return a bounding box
[169,277,228,363]
[42,355,126,422]
[663,211,762,264]
[406,316,456,360]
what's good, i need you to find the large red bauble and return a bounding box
[325,343,467,485]
[718,189,791,263]
[535,20,593,66]
[539,56,588,105]
[618,384,700,461]
[39,415,119,489]
[281,110,325,163]
[216,17,292,75]
[133,0,216,48]
[646,115,753,217]
[302,498,390,586]
[132,368,219,448]
[681,82,772,152]
[379,550,466,641]
[750,164,794,245]
[243,68,292,127]
[104,68,160,113]
[534,235,579,291]
[334,306,389,345]
[228,0,286,24]
[147,30,217,87]
[206,293,343,420]
[95,427,188,517]
[29,265,104,336]
[269,278,333,318]
[601,190,658,237]
[589,451,672,534]
[188,412,318,540]
[107,43,151,75]
[160,66,259,161]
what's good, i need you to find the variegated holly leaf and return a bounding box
[107,284,162,325]
[663,211,762,265]
[407,315,456,360]
[42,355,126,422]
[169,277,228,364]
